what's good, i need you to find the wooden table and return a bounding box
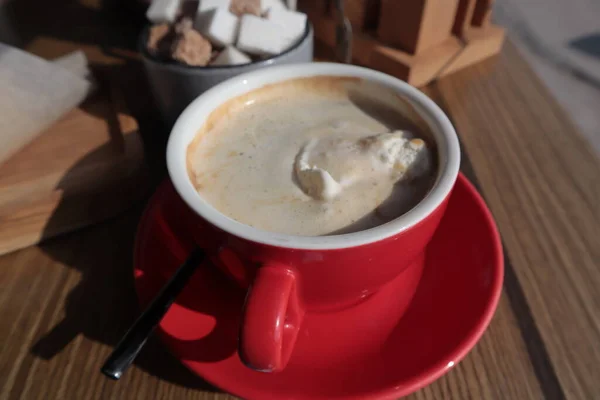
[1,3,599,399]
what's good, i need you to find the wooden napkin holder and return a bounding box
[300,0,504,87]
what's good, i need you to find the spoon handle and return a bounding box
[101,248,205,380]
[333,0,353,64]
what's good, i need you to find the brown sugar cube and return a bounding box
[471,0,494,27]
[147,24,175,57]
[328,0,381,31]
[452,0,477,36]
[175,16,194,34]
[230,0,262,17]
[171,30,212,66]
[377,0,459,55]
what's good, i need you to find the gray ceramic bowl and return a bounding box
[140,23,314,126]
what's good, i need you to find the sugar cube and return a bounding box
[230,0,261,16]
[195,0,228,28]
[286,0,296,11]
[196,7,240,47]
[237,15,283,55]
[211,46,252,65]
[237,14,303,56]
[175,16,194,34]
[268,8,307,44]
[147,23,174,57]
[197,0,229,12]
[146,0,182,23]
[195,0,229,27]
[172,29,213,66]
[261,0,287,14]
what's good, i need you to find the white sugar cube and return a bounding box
[237,14,301,56]
[146,0,182,23]
[198,0,230,12]
[268,8,306,43]
[196,7,240,47]
[261,0,287,13]
[195,0,230,30]
[211,46,252,65]
[286,0,296,11]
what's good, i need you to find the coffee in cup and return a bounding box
[186,76,437,236]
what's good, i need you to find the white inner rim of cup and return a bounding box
[167,63,460,250]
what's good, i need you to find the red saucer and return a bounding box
[134,174,503,399]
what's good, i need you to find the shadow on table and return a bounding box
[26,145,220,391]
[29,202,218,391]
[3,0,220,392]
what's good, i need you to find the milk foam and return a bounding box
[187,77,436,236]
[294,131,431,200]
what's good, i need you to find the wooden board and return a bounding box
[310,12,505,87]
[371,36,464,87]
[377,0,459,54]
[453,0,477,36]
[0,84,149,255]
[442,25,505,76]
[472,0,494,27]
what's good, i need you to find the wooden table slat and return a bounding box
[433,40,600,399]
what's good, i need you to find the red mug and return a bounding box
[167,63,461,372]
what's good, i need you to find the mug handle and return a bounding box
[239,263,303,372]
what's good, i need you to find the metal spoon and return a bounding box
[333,0,353,64]
[101,248,205,379]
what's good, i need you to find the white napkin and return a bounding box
[0,43,92,166]
[52,50,92,80]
